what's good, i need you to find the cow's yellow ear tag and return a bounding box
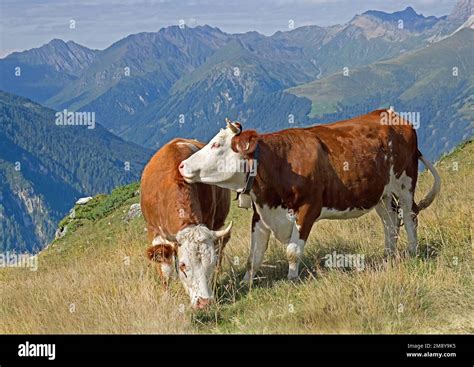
[238,193,252,209]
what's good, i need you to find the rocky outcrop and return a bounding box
[123,203,142,222]
[75,197,93,205]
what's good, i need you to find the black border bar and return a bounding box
[0,334,472,366]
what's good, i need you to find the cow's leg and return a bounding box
[398,188,418,256]
[243,211,271,283]
[286,223,306,280]
[286,204,318,280]
[375,195,401,256]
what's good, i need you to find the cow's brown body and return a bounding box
[235,109,419,240]
[141,138,232,307]
[141,138,230,241]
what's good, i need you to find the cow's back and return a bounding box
[311,110,418,209]
[257,109,418,211]
[141,139,230,240]
[308,109,418,173]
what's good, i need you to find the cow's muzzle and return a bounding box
[179,162,198,183]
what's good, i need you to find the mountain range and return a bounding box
[1,2,471,149]
[0,0,472,252]
[289,26,474,159]
[0,92,151,252]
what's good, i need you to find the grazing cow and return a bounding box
[141,138,232,309]
[178,110,441,282]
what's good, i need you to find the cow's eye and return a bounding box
[179,262,187,277]
[211,142,220,149]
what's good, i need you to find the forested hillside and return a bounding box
[0,92,151,251]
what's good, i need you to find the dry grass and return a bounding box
[0,140,472,334]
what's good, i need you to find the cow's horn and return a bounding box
[226,118,241,135]
[213,221,233,238]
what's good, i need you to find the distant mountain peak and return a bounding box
[3,38,98,75]
[362,6,433,22]
[353,6,443,36]
[195,24,225,33]
[448,0,473,24]
[42,39,92,51]
[157,24,225,36]
[404,6,416,14]
[49,38,66,45]
[159,24,185,32]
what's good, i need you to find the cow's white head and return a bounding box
[179,119,259,190]
[147,223,232,309]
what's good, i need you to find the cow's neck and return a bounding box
[175,185,202,230]
[251,136,289,209]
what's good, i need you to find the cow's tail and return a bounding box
[416,150,441,212]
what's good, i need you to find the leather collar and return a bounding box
[241,143,259,195]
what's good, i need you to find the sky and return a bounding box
[0,0,458,57]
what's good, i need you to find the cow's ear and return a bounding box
[231,130,258,157]
[146,244,175,263]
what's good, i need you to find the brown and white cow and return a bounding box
[141,138,232,309]
[178,109,441,282]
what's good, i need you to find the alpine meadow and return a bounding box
[0,139,472,333]
[0,0,473,338]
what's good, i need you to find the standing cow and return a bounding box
[178,110,441,282]
[141,138,232,309]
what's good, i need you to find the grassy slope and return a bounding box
[0,140,472,334]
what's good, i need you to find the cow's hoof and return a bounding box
[384,248,396,257]
[241,271,253,284]
[408,247,418,257]
[287,271,299,281]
